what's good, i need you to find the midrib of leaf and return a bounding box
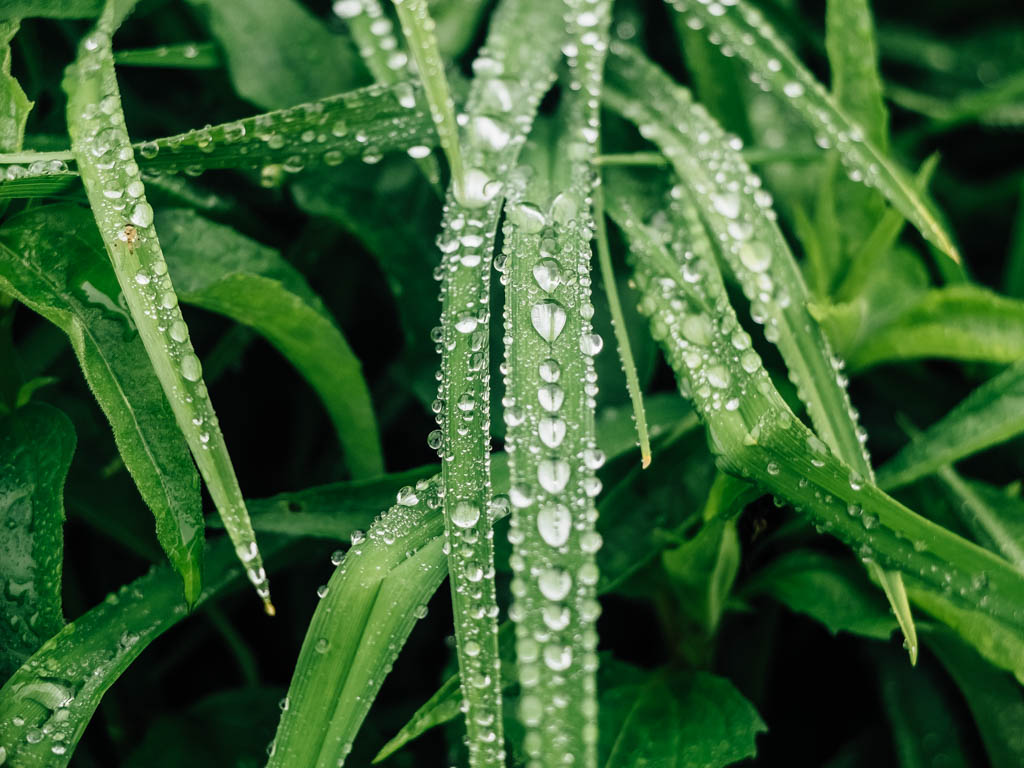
[665,0,960,263]
[498,3,610,765]
[64,0,271,611]
[428,1,566,764]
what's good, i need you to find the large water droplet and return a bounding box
[457,167,501,208]
[739,241,772,272]
[130,202,154,228]
[180,354,202,382]
[533,259,562,293]
[537,503,571,547]
[538,417,566,448]
[452,501,481,529]
[537,459,570,493]
[531,301,567,342]
[538,568,572,601]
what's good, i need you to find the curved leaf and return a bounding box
[157,208,383,479]
[0,204,204,604]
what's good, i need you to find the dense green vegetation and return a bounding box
[0,0,1022,766]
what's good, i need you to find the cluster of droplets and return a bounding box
[66,27,271,608]
[1,158,70,182]
[132,80,432,183]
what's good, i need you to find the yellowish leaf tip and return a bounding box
[641,453,652,469]
[263,598,276,617]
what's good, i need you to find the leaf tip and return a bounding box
[263,597,276,617]
[641,451,652,469]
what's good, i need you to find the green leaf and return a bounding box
[0,533,291,767]
[924,628,1024,768]
[0,403,75,681]
[666,0,961,262]
[267,479,448,768]
[878,361,1024,491]
[0,204,204,605]
[113,42,220,70]
[849,285,1024,369]
[743,550,897,640]
[0,1,100,18]
[935,474,1024,571]
[662,517,740,636]
[185,0,367,110]
[598,658,766,768]
[157,208,384,479]
[825,0,888,150]
[0,20,30,154]
[65,1,271,610]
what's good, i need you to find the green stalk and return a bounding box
[63,0,271,611]
[426,1,567,764]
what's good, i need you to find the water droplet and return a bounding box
[543,644,572,671]
[531,301,567,342]
[739,242,772,272]
[537,459,570,493]
[315,637,330,653]
[537,503,571,547]
[180,354,202,382]
[533,259,562,293]
[538,568,572,600]
[539,358,561,382]
[538,417,566,448]
[130,202,154,228]
[452,501,481,529]
[456,167,501,208]
[508,202,546,233]
[783,81,805,98]
[538,384,565,412]
[396,486,419,506]
[711,192,740,219]
[579,334,603,355]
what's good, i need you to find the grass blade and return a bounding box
[936,469,1024,571]
[825,0,888,149]
[594,184,651,468]
[0,403,74,680]
[608,174,1024,636]
[497,3,611,763]
[113,42,219,69]
[427,1,566,762]
[878,361,1024,491]
[390,0,465,196]
[64,1,271,610]
[0,204,204,604]
[666,0,960,262]
[0,534,291,767]
[267,480,447,767]
[157,208,384,479]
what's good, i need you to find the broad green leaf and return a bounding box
[849,285,1024,369]
[598,658,766,768]
[0,1,100,18]
[925,629,1024,767]
[0,20,30,154]
[742,550,897,640]
[185,0,367,110]
[65,2,271,609]
[156,208,384,479]
[878,362,1024,491]
[113,42,220,70]
[267,480,447,768]
[666,0,960,262]
[0,204,204,605]
[0,534,291,768]
[0,403,75,681]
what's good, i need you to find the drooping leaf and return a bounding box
[878,360,1024,490]
[0,204,204,605]
[0,403,75,681]
[157,208,383,479]
[65,0,271,610]
[598,658,766,768]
